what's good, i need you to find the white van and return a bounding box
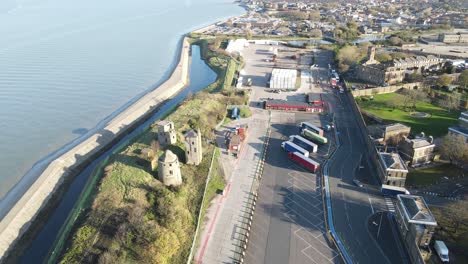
[434,240,449,262]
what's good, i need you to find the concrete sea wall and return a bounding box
[0,38,191,261]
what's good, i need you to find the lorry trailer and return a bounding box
[281,141,309,157]
[301,129,328,144]
[299,122,324,136]
[289,135,318,153]
[288,152,320,173]
[381,184,410,196]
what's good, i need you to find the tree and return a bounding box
[245,29,252,40]
[400,89,428,110]
[436,74,452,88]
[336,45,360,66]
[406,72,424,83]
[439,134,468,165]
[445,200,468,234]
[459,69,468,88]
[308,10,320,21]
[388,37,402,46]
[375,52,392,63]
[440,92,461,112]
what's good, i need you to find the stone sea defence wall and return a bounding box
[0,38,191,261]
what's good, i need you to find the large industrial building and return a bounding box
[269,68,297,90]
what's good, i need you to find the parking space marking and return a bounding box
[284,190,323,211]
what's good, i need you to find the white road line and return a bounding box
[368,197,375,214]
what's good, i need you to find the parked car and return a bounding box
[353,179,363,188]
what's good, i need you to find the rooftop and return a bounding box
[384,123,411,133]
[406,136,434,149]
[379,152,409,172]
[184,129,198,138]
[265,99,320,108]
[449,126,468,137]
[270,69,297,90]
[397,195,437,226]
[157,120,173,126]
[159,150,178,163]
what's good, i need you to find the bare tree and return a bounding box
[445,200,468,234]
[440,92,461,112]
[401,89,428,111]
[439,134,468,165]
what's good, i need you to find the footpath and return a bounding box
[195,108,270,264]
[0,38,191,261]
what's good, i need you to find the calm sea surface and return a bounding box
[0,0,244,199]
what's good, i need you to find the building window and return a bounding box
[170,170,173,175]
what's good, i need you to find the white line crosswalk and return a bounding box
[385,197,395,212]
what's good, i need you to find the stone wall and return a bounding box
[0,38,192,261]
[351,82,422,97]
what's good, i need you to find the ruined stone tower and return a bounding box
[158,150,182,186]
[363,46,379,65]
[157,120,177,147]
[184,129,202,165]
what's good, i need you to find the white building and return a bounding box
[269,68,297,90]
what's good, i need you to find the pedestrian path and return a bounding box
[195,111,270,264]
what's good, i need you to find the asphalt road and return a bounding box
[313,50,407,264]
[245,112,342,264]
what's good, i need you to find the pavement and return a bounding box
[194,110,270,264]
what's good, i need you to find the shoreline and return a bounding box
[0,37,192,262]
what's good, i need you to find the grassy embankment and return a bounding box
[356,92,459,137]
[58,37,248,264]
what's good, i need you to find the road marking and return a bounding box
[368,197,375,214]
[196,182,231,264]
[385,197,395,212]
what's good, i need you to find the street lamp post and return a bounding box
[377,212,384,239]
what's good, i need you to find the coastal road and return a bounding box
[314,49,407,264]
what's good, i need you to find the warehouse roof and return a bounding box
[265,99,313,108]
[270,68,297,90]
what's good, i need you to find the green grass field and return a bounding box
[356,93,460,137]
[406,164,464,187]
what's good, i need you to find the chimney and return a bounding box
[428,136,434,144]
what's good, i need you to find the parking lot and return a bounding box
[245,111,342,264]
[240,44,318,105]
